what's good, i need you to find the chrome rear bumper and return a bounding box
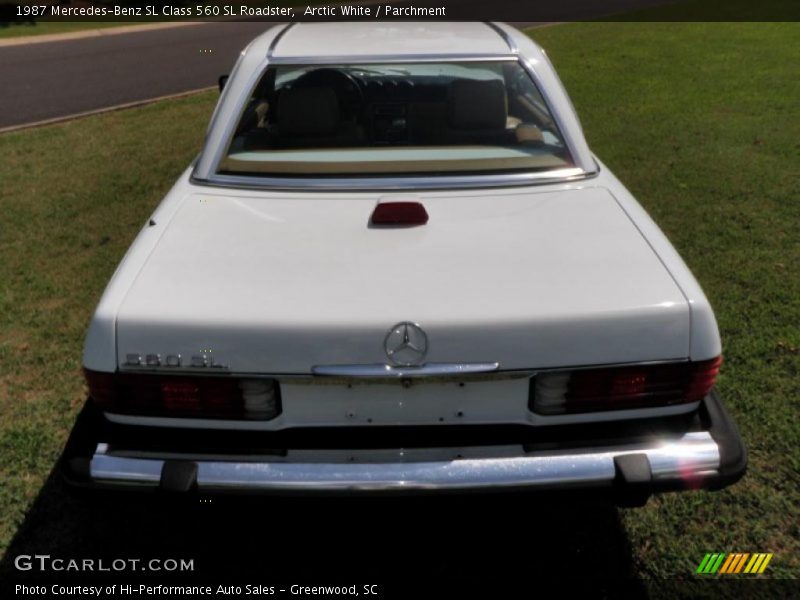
[88,432,718,492]
[62,391,746,500]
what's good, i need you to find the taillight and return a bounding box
[84,369,281,420]
[531,357,721,415]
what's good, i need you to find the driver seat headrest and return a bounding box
[278,87,341,136]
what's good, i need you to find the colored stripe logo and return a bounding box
[696,553,773,575]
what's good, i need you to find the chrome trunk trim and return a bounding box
[311,362,501,378]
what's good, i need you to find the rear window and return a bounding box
[220,61,573,177]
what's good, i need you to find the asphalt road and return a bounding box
[0,0,675,130]
[0,22,271,129]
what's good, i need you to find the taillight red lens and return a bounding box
[84,369,281,420]
[83,369,116,407]
[161,381,201,413]
[531,357,722,415]
[685,355,722,401]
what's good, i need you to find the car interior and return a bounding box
[223,61,574,175]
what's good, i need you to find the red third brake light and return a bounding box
[532,356,722,415]
[370,201,429,226]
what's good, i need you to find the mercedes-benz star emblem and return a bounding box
[384,322,428,366]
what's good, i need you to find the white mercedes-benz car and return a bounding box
[64,22,745,504]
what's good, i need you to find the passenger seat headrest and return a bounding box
[448,79,507,130]
[278,87,340,136]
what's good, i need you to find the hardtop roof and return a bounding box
[266,22,513,59]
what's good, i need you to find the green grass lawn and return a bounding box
[0,21,798,580]
[529,21,800,578]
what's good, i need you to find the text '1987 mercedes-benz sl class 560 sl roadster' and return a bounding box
[63,21,746,504]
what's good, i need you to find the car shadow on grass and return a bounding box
[1,460,648,594]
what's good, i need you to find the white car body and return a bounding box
[69,22,745,500]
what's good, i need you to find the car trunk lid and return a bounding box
[115,186,689,373]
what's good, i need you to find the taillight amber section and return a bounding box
[531,357,722,415]
[83,369,281,420]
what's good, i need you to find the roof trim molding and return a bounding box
[267,22,295,58]
[485,21,519,54]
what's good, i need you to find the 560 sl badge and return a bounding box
[123,350,227,369]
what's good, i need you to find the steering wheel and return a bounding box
[290,68,364,120]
